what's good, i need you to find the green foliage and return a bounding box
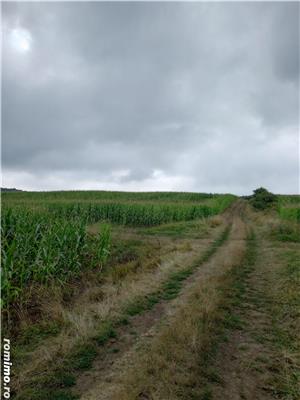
[14,225,231,400]
[19,321,61,346]
[1,191,235,310]
[278,207,300,222]
[110,239,141,264]
[2,191,236,227]
[94,322,117,345]
[2,190,220,203]
[90,224,111,269]
[276,195,300,224]
[68,343,98,370]
[278,195,300,206]
[250,187,278,210]
[46,201,226,226]
[161,270,193,300]
[1,208,111,309]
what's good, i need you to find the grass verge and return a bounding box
[264,248,300,399]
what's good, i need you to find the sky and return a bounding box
[1,1,299,195]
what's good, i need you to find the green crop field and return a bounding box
[277,195,300,222]
[1,191,235,310]
[2,190,300,400]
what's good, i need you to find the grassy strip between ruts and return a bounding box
[14,225,231,400]
[107,230,256,400]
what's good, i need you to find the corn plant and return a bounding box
[90,224,111,270]
[1,208,111,309]
[46,200,234,227]
[1,191,237,310]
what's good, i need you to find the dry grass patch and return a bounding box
[265,248,300,398]
[208,215,223,228]
[109,276,240,400]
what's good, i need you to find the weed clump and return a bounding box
[269,222,300,243]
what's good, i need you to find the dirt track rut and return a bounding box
[76,202,248,399]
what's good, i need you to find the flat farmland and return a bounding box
[1,190,299,400]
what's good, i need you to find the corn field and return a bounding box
[1,191,235,310]
[277,195,300,222]
[47,202,217,226]
[44,195,236,226]
[2,190,218,203]
[1,208,111,308]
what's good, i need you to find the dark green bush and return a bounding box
[250,187,278,210]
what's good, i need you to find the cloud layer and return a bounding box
[2,2,299,194]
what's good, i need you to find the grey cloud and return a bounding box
[2,2,299,194]
[270,2,299,83]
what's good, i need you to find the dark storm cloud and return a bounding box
[2,2,299,194]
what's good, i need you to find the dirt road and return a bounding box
[75,201,299,400]
[15,201,299,400]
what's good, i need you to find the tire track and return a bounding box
[76,204,247,400]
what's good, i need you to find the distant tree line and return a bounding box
[1,188,23,192]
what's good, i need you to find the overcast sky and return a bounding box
[2,1,299,195]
